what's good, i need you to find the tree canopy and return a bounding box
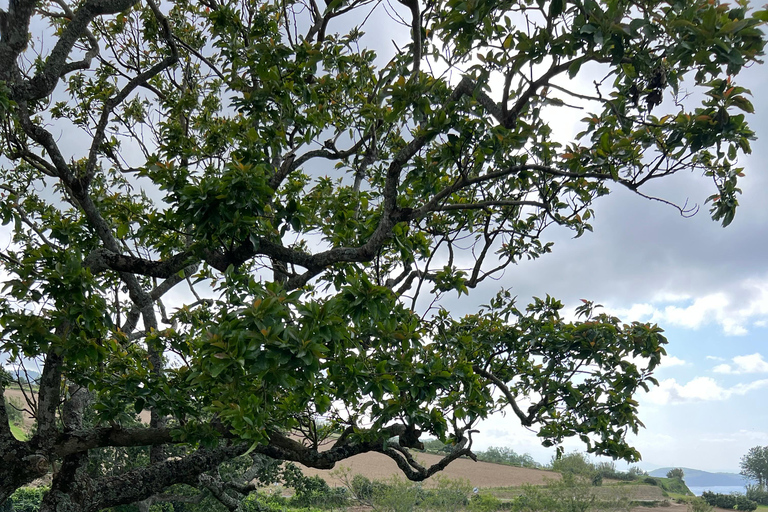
[0,0,764,509]
[741,446,768,489]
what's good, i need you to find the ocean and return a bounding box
[688,486,748,496]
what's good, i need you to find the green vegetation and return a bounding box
[666,469,685,481]
[701,491,758,512]
[1,0,765,506]
[9,424,25,441]
[4,395,26,441]
[641,477,691,496]
[3,396,23,427]
[742,447,768,489]
[747,485,768,506]
[0,488,47,512]
[420,440,542,469]
[687,497,714,512]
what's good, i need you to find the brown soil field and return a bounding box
[4,386,152,427]
[4,387,37,427]
[299,451,562,489]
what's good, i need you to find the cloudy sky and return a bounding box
[465,59,768,473]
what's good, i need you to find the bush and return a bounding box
[667,469,685,481]
[701,492,757,512]
[347,474,390,505]
[370,477,423,512]
[422,476,471,512]
[550,453,595,478]
[469,494,505,512]
[745,485,768,506]
[3,487,48,512]
[281,464,348,509]
[688,497,714,512]
[477,447,541,469]
[241,491,289,512]
[514,475,597,512]
[594,462,639,482]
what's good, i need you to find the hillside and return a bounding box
[649,468,753,487]
[300,451,562,488]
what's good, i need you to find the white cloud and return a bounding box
[644,376,768,405]
[607,274,768,336]
[706,356,725,361]
[663,356,687,367]
[712,353,768,374]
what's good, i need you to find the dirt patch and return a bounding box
[299,451,561,489]
[4,387,37,428]
[3,387,152,429]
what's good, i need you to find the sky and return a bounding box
[461,59,768,473]
[2,0,767,477]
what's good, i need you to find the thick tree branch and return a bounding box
[85,444,249,512]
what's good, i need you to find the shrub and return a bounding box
[688,497,714,512]
[513,484,560,512]
[550,453,595,478]
[594,462,639,482]
[476,447,541,469]
[281,464,347,509]
[667,469,685,481]
[370,477,423,512]
[469,494,505,512]
[701,492,757,512]
[514,475,597,512]
[422,476,471,512]
[241,491,289,512]
[4,487,48,512]
[745,485,768,506]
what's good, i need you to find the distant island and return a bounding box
[649,468,755,487]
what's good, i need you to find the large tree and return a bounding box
[0,0,764,509]
[741,446,768,489]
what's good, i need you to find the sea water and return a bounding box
[688,486,748,496]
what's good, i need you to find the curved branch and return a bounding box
[472,365,532,427]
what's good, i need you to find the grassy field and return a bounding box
[477,483,667,502]
[10,423,26,440]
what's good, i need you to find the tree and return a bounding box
[0,0,764,509]
[667,468,685,481]
[741,446,768,489]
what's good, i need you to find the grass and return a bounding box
[480,487,524,500]
[10,423,26,440]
